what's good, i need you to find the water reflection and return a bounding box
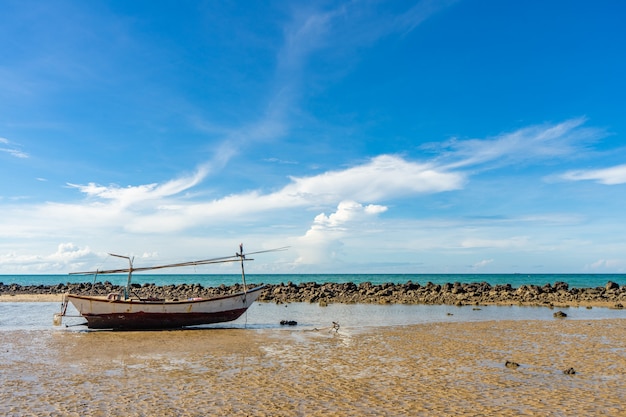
[0,301,624,332]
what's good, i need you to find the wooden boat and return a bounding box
[54,244,283,330]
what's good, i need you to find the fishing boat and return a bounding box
[54,244,284,330]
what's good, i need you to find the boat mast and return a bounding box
[110,253,133,300]
[237,243,248,296]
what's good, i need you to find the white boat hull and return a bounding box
[66,285,265,330]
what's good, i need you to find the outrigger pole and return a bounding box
[68,245,290,300]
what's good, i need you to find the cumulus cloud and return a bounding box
[0,243,97,273]
[559,164,626,185]
[294,200,388,265]
[308,200,387,233]
[48,242,92,260]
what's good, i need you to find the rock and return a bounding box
[553,311,567,318]
[2,279,624,307]
[505,361,520,369]
[280,320,297,326]
[563,367,576,375]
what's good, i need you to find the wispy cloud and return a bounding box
[0,137,29,158]
[560,164,626,185]
[461,236,530,249]
[586,258,626,272]
[190,1,457,188]
[66,165,210,208]
[284,154,463,202]
[472,259,494,269]
[395,0,459,35]
[433,118,605,170]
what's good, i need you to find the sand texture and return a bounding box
[1,319,625,416]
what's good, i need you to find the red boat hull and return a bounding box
[83,307,250,330]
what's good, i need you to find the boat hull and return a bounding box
[66,285,265,330]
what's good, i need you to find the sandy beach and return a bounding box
[0,294,64,302]
[1,319,625,416]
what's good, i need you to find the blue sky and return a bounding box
[1,0,625,274]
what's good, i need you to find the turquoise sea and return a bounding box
[1,273,624,288]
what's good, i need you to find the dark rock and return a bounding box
[280,320,297,326]
[505,361,520,369]
[553,311,567,318]
[563,367,576,375]
[2,279,624,308]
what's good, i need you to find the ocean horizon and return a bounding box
[1,273,624,289]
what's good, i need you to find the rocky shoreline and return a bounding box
[1,280,625,308]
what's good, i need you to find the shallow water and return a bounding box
[1,301,625,332]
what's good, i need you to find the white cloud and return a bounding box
[312,201,388,229]
[92,154,463,233]
[1,116,622,273]
[0,154,460,249]
[0,243,97,273]
[0,137,29,158]
[586,259,625,271]
[560,164,626,185]
[461,236,530,249]
[435,118,605,170]
[395,0,459,35]
[67,165,210,208]
[294,200,388,265]
[285,154,464,203]
[472,259,494,269]
[48,242,92,261]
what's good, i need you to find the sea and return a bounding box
[2,272,625,288]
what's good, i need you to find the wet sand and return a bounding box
[1,319,625,416]
[0,294,63,302]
